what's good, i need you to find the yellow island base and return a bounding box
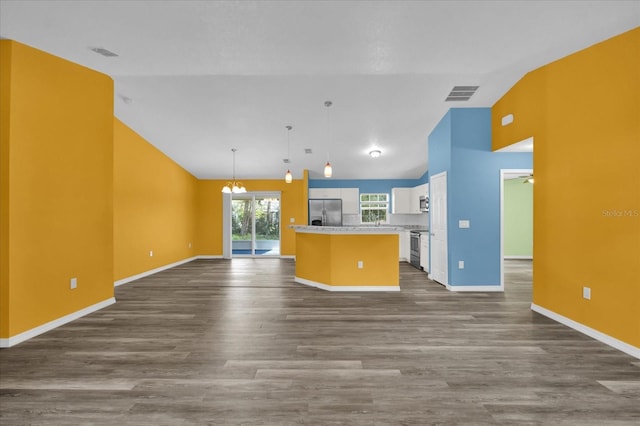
[292,226,400,291]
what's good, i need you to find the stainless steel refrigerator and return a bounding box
[309,199,342,226]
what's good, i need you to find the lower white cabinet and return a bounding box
[420,233,429,271]
[399,230,410,262]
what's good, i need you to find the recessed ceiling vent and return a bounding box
[283,158,290,164]
[90,47,119,57]
[445,86,479,102]
[305,148,313,154]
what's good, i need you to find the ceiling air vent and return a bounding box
[304,148,313,154]
[283,158,290,164]
[445,86,479,102]
[90,47,119,57]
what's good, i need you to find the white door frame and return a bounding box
[499,168,533,288]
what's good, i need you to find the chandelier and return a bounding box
[221,148,246,193]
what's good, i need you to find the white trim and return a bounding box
[531,303,640,359]
[114,255,223,286]
[504,255,533,260]
[0,297,116,348]
[197,255,223,260]
[447,284,504,292]
[294,277,400,292]
[280,255,296,259]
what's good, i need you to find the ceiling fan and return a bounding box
[505,174,534,184]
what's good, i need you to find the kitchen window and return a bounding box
[360,193,389,224]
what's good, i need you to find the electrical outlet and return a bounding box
[70,277,77,289]
[290,217,295,223]
[458,260,464,269]
[583,286,591,300]
[149,250,153,257]
[357,260,363,269]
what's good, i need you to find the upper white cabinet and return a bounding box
[393,183,429,214]
[309,188,360,215]
[340,188,360,215]
[309,188,341,199]
[391,188,412,214]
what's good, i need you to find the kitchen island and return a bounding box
[291,225,402,291]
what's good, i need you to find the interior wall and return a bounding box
[0,40,114,339]
[504,179,533,258]
[492,28,640,348]
[113,119,199,281]
[196,178,308,257]
[428,108,532,287]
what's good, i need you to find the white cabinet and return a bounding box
[340,188,360,214]
[309,188,341,199]
[399,230,410,262]
[309,188,359,215]
[410,183,429,214]
[420,232,429,272]
[392,188,412,214]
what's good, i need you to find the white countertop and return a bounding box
[290,225,407,235]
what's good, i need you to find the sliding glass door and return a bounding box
[231,193,280,256]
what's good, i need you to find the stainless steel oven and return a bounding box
[410,231,421,268]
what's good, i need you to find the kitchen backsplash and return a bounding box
[342,213,429,227]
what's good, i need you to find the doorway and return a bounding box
[500,169,533,288]
[231,193,281,257]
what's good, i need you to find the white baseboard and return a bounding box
[114,255,222,286]
[0,297,116,348]
[504,255,533,260]
[447,284,504,292]
[531,303,640,359]
[280,255,296,259]
[294,277,400,292]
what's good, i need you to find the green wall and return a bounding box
[504,179,533,258]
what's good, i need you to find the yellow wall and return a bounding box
[196,177,308,256]
[0,40,114,338]
[296,233,399,286]
[113,119,199,281]
[492,28,640,347]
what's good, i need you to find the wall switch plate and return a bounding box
[583,287,591,300]
[458,260,464,269]
[70,278,77,289]
[357,260,363,269]
[149,250,153,257]
[188,242,192,249]
[459,220,470,228]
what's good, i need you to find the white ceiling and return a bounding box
[1,1,638,180]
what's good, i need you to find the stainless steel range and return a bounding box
[409,229,426,269]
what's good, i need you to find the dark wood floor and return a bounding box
[1,259,639,425]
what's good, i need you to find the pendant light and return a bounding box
[324,101,333,178]
[221,148,246,193]
[284,125,293,183]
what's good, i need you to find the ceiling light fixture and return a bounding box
[369,149,382,158]
[284,125,293,184]
[324,101,333,178]
[221,148,246,193]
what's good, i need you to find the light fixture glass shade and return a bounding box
[221,148,246,193]
[369,149,382,158]
[285,170,292,183]
[324,162,332,178]
[221,185,232,194]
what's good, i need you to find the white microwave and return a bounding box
[419,196,429,212]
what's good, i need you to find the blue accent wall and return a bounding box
[428,108,532,287]
[309,178,423,194]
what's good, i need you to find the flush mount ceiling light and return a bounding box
[369,149,382,158]
[324,101,333,178]
[284,125,293,184]
[221,148,246,193]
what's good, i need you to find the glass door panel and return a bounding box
[231,194,280,256]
